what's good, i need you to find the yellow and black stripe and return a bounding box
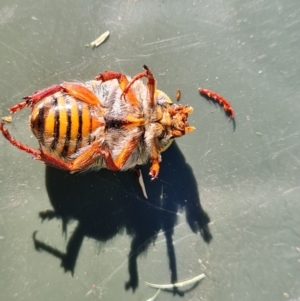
[30,95,103,158]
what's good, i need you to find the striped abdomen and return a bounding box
[30,94,104,158]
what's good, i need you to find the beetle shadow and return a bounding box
[32,141,212,293]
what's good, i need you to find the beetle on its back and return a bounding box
[1,65,201,179]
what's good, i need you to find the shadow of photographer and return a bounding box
[33,141,212,292]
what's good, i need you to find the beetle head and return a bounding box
[168,104,195,138]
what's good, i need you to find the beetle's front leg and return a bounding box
[148,142,161,180]
[149,156,160,180]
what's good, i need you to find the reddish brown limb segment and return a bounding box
[38,134,141,173]
[16,83,101,113]
[69,140,104,171]
[10,100,32,114]
[148,138,161,180]
[10,84,62,113]
[110,137,141,170]
[95,136,141,172]
[121,65,156,107]
[38,140,104,171]
[45,139,123,173]
[95,71,141,107]
[61,82,102,106]
[121,69,147,95]
[37,151,73,170]
[143,65,156,107]
[95,71,123,82]
[149,158,160,180]
[9,85,62,113]
[0,120,40,157]
[121,115,148,129]
[199,88,235,119]
[24,85,62,102]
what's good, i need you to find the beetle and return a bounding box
[0,65,234,180]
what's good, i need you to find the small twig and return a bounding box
[146,289,161,301]
[137,168,148,199]
[176,89,181,101]
[90,31,110,48]
[146,273,206,289]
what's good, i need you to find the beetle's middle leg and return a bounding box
[99,137,141,171]
[121,65,156,107]
[71,136,142,175]
[35,140,106,171]
[95,71,141,108]
[37,136,141,173]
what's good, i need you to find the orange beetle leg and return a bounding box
[10,84,62,113]
[0,120,41,157]
[37,151,73,170]
[120,115,148,129]
[113,137,140,169]
[11,82,102,114]
[61,82,103,107]
[43,137,140,173]
[100,137,141,171]
[67,140,104,171]
[95,71,123,82]
[149,158,160,180]
[199,88,235,120]
[95,71,141,108]
[121,65,156,107]
[148,141,161,180]
[39,140,105,171]
[91,135,141,172]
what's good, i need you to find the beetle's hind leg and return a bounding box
[20,83,102,112]
[0,120,41,157]
[10,85,63,113]
[10,82,103,114]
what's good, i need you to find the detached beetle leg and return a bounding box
[199,88,235,120]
